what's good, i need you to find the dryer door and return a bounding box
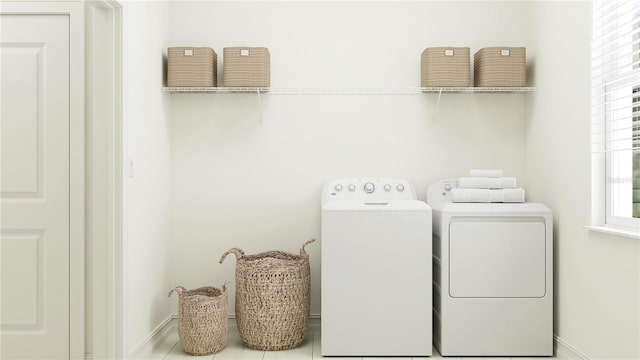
[449,219,546,298]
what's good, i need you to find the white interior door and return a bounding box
[1,14,70,359]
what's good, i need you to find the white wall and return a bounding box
[525,2,640,359]
[166,1,530,316]
[123,2,640,358]
[122,1,173,356]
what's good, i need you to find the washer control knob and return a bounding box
[396,184,405,192]
[384,184,392,191]
[444,183,452,191]
[364,182,375,193]
[348,184,356,192]
[334,184,343,191]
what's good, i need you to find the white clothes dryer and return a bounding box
[321,178,432,356]
[427,179,553,357]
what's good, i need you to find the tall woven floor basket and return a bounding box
[219,239,315,351]
[168,283,229,355]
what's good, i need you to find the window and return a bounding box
[634,87,639,218]
[592,0,640,231]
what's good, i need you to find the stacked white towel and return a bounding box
[452,188,525,203]
[469,169,503,178]
[458,177,517,189]
[452,169,525,203]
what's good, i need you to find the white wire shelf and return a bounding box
[162,86,536,95]
[422,87,536,93]
[163,87,269,94]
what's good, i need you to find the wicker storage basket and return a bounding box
[167,47,217,87]
[421,47,470,87]
[223,47,270,87]
[219,239,315,351]
[474,47,526,87]
[168,283,229,355]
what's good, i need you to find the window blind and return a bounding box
[592,0,640,154]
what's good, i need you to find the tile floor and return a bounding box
[147,326,560,360]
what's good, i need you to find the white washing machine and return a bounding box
[321,178,432,356]
[427,179,553,357]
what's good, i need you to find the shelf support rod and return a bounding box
[256,88,263,124]
[435,88,443,114]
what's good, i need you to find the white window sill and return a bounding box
[584,225,640,240]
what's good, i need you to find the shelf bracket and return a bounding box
[256,88,263,124]
[433,88,443,118]
[436,88,443,109]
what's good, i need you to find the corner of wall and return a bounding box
[524,2,640,359]
[122,0,175,355]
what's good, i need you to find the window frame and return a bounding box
[604,80,640,230]
[591,0,640,234]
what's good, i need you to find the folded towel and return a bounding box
[470,169,503,178]
[458,177,517,189]
[452,188,525,203]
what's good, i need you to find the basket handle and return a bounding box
[220,280,231,292]
[300,239,316,256]
[219,248,244,264]
[168,286,186,298]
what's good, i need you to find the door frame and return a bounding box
[85,0,123,359]
[0,1,85,358]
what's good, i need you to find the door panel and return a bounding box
[1,14,70,359]
[0,46,40,194]
[0,232,40,326]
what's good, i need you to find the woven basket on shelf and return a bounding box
[421,47,470,87]
[168,283,229,355]
[223,47,270,87]
[474,47,526,87]
[167,47,217,87]
[219,239,315,351]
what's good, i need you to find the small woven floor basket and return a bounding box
[168,283,229,355]
[219,239,315,351]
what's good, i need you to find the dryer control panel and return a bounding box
[322,178,417,203]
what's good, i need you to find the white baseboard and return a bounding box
[309,313,320,330]
[128,315,176,360]
[555,334,590,359]
[128,316,592,360]
[125,313,321,360]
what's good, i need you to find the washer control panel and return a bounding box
[324,178,417,202]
